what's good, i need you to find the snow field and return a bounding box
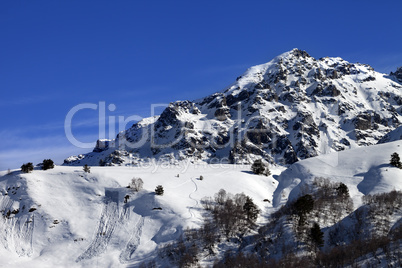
[274,140,402,208]
[0,163,280,267]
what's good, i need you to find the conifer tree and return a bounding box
[251,159,271,176]
[293,194,314,226]
[336,182,349,198]
[390,152,402,169]
[21,162,34,173]
[42,159,55,170]
[243,196,260,223]
[310,222,324,248]
[155,185,164,196]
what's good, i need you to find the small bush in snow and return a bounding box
[42,159,55,170]
[155,185,164,196]
[130,177,144,192]
[83,164,91,173]
[21,162,34,173]
[251,159,271,176]
[199,175,204,180]
[390,152,402,168]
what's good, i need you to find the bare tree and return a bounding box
[215,189,227,205]
[130,177,144,192]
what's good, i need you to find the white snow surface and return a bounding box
[2,141,402,266]
[0,163,279,267]
[274,140,402,209]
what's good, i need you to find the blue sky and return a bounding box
[1,0,402,170]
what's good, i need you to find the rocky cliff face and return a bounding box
[64,49,402,166]
[391,67,402,83]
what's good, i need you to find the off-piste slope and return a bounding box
[65,49,402,167]
[273,140,402,208]
[1,142,401,266]
[0,164,278,267]
[205,141,402,267]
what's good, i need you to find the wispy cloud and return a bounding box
[0,143,89,171]
[371,53,402,74]
[0,93,63,107]
[0,133,97,170]
[0,115,102,140]
[339,50,402,74]
[0,117,102,171]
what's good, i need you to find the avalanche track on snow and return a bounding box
[76,189,121,261]
[118,208,144,263]
[0,185,33,257]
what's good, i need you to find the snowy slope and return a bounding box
[2,142,402,266]
[3,49,402,266]
[0,164,280,267]
[273,140,402,208]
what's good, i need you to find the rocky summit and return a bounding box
[64,49,402,166]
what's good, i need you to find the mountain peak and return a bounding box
[271,48,311,62]
[289,48,311,58]
[64,50,402,167]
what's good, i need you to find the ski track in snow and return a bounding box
[76,189,120,262]
[187,178,199,219]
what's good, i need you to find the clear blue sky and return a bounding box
[1,0,401,170]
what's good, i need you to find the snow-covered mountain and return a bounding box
[2,49,401,267]
[1,141,401,267]
[64,49,402,167]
